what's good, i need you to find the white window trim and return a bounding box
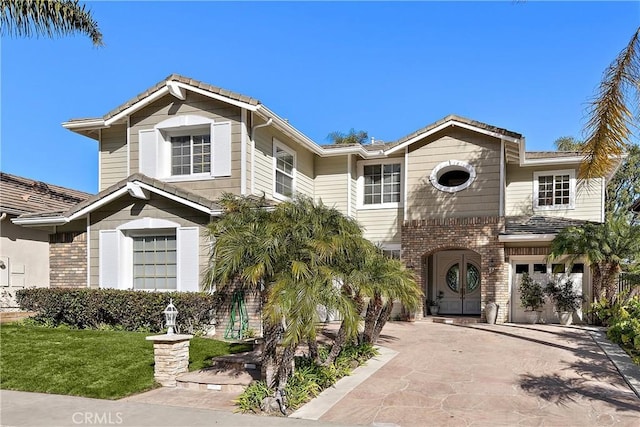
[150,115,217,180]
[430,160,476,193]
[357,158,404,210]
[533,169,576,211]
[381,243,402,260]
[100,218,199,293]
[272,139,297,201]
[164,127,212,179]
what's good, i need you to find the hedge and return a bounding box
[15,288,219,334]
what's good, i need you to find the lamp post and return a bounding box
[163,299,178,335]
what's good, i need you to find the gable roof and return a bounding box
[0,172,91,216]
[60,73,619,174]
[13,173,222,226]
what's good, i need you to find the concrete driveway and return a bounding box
[317,322,639,427]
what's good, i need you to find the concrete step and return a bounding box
[432,316,482,325]
[209,350,262,371]
[176,367,261,393]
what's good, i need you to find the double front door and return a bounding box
[435,251,481,315]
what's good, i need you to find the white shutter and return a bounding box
[99,230,120,289]
[139,129,158,177]
[212,122,232,177]
[177,227,200,292]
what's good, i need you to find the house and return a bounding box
[0,172,91,310]
[11,74,619,327]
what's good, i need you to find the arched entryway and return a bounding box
[424,249,482,316]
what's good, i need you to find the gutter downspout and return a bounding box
[0,213,6,222]
[250,117,273,196]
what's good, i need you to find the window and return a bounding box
[359,160,402,207]
[533,170,575,210]
[533,264,547,274]
[171,134,211,176]
[133,235,177,290]
[382,248,401,259]
[273,141,296,199]
[552,263,566,274]
[430,160,476,193]
[515,264,529,274]
[571,263,584,274]
[139,115,232,181]
[99,218,200,292]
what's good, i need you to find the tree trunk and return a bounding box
[371,301,394,343]
[362,293,383,344]
[602,262,621,302]
[307,337,319,364]
[322,321,348,367]
[276,344,297,390]
[261,321,283,388]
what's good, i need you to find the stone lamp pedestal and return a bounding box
[146,334,193,387]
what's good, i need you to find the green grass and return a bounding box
[0,324,252,399]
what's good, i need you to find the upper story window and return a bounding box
[533,169,576,210]
[139,115,232,181]
[273,140,296,200]
[171,134,211,176]
[430,160,476,193]
[358,159,403,208]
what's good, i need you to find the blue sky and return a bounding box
[1,1,638,194]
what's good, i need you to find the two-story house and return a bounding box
[12,74,618,326]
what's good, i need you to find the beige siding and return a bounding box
[251,125,314,200]
[357,208,402,244]
[315,156,348,213]
[406,129,501,219]
[129,92,242,200]
[100,124,128,190]
[88,194,210,289]
[505,164,604,221]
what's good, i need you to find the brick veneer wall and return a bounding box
[402,216,509,323]
[50,232,87,288]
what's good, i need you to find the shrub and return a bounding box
[591,294,640,364]
[518,273,545,311]
[15,288,218,334]
[544,279,583,312]
[235,342,379,413]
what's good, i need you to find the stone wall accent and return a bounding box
[50,232,87,288]
[145,334,193,387]
[402,216,509,323]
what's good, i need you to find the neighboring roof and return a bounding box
[14,174,222,225]
[0,172,91,216]
[502,216,591,235]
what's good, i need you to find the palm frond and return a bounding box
[580,27,640,179]
[1,0,103,46]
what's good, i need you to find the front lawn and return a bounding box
[0,324,251,399]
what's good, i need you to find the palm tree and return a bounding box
[548,217,640,302]
[580,27,639,180]
[360,251,421,344]
[327,128,369,145]
[1,0,103,46]
[208,194,367,389]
